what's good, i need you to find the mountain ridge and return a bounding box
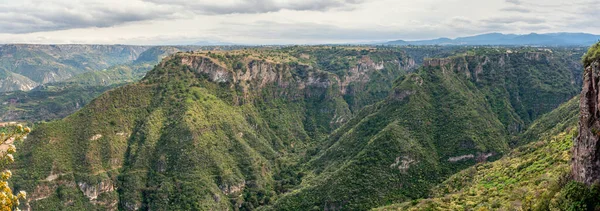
[386,32,600,46]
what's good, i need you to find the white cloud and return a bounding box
[0,0,598,44]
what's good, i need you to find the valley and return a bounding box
[0,45,590,210]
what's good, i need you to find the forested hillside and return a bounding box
[1,46,586,210]
[12,47,416,210]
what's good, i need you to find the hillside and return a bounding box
[0,46,216,123]
[8,47,586,210]
[267,49,582,210]
[0,45,234,92]
[0,45,149,92]
[374,97,578,210]
[11,47,416,210]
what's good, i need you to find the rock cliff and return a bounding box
[573,58,600,185]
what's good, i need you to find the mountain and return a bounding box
[0,46,242,123]
[0,45,150,92]
[11,47,416,210]
[267,49,583,210]
[385,32,600,46]
[5,45,587,210]
[377,43,600,211]
[376,98,579,210]
[0,45,233,92]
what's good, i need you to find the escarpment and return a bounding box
[573,57,600,185]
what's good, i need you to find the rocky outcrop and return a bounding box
[77,180,116,201]
[573,59,600,185]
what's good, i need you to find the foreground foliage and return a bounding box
[0,124,29,210]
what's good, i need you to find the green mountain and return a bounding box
[375,98,578,210]
[6,45,587,210]
[11,47,416,210]
[0,46,214,123]
[0,44,150,92]
[267,49,582,210]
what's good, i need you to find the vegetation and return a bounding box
[12,47,414,210]
[0,124,30,210]
[582,41,600,67]
[376,96,579,210]
[6,46,586,210]
[267,49,583,210]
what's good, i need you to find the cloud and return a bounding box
[500,6,531,13]
[0,0,366,34]
[143,0,366,14]
[0,0,599,44]
[0,0,180,33]
[505,0,522,5]
[483,16,546,25]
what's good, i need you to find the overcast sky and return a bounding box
[0,0,598,45]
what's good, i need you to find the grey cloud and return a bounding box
[0,0,179,33]
[208,20,504,43]
[505,0,522,5]
[483,16,546,25]
[144,0,365,14]
[500,6,530,13]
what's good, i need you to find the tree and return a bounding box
[0,124,29,211]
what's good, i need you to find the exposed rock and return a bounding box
[390,156,417,173]
[573,60,600,185]
[448,154,475,162]
[89,134,103,141]
[448,152,495,162]
[219,181,246,196]
[77,180,115,201]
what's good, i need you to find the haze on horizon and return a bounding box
[0,0,598,45]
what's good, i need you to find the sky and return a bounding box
[0,0,598,45]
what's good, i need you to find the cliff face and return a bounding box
[573,59,600,185]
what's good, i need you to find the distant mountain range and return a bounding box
[385,32,600,46]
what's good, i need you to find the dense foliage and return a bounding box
[6,46,586,210]
[376,97,579,210]
[582,41,600,67]
[268,49,583,210]
[12,47,414,210]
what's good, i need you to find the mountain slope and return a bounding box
[268,49,583,210]
[12,47,415,210]
[271,59,510,210]
[0,46,209,123]
[376,97,578,210]
[0,45,150,92]
[10,47,584,210]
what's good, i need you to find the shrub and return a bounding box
[582,42,600,67]
[0,124,30,210]
[553,181,600,211]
